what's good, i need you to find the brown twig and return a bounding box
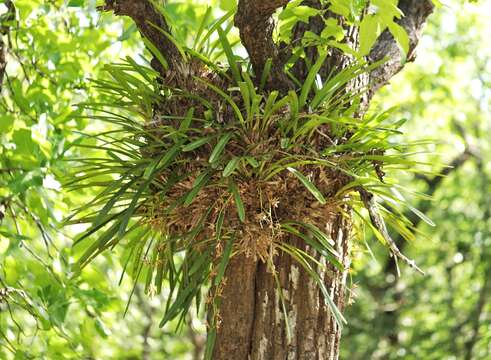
[358,187,425,275]
[376,148,478,349]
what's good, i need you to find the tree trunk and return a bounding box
[213,213,351,360]
[98,2,435,359]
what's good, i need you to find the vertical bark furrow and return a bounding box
[250,260,276,360]
[243,212,351,360]
[213,255,258,359]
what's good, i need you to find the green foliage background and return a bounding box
[343,3,491,359]
[0,0,490,359]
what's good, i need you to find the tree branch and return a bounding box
[358,187,424,275]
[415,149,473,189]
[97,0,182,74]
[234,0,292,91]
[368,0,435,96]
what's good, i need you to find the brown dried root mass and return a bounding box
[143,165,349,263]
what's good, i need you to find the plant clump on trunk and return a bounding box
[68,1,435,359]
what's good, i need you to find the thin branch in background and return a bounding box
[414,150,472,187]
[366,148,477,352]
[0,0,15,92]
[0,328,16,354]
[6,204,62,285]
[4,297,24,339]
[15,199,58,258]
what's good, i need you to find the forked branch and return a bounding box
[97,0,182,74]
[234,0,292,90]
[368,0,435,96]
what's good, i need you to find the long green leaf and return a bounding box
[183,136,213,152]
[229,181,245,222]
[287,167,326,204]
[223,157,241,177]
[209,133,233,163]
[214,234,235,286]
[299,50,327,108]
[184,171,211,206]
[217,27,241,83]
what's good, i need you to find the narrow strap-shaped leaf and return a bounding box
[194,77,244,124]
[178,107,194,133]
[299,50,328,108]
[118,175,154,238]
[223,157,241,177]
[196,9,235,53]
[193,6,213,50]
[124,237,155,317]
[72,211,123,247]
[147,21,188,61]
[214,234,235,286]
[141,37,168,71]
[204,328,217,360]
[287,167,326,204]
[159,280,196,327]
[217,26,242,83]
[188,249,212,277]
[259,57,272,92]
[183,171,211,206]
[145,142,182,179]
[278,243,347,328]
[286,221,336,247]
[215,208,225,240]
[209,133,233,163]
[144,243,160,292]
[93,177,139,227]
[245,156,259,168]
[77,220,121,268]
[281,223,343,271]
[229,181,245,222]
[182,136,213,152]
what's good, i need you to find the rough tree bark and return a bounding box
[213,212,351,360]
[100,1,434,359]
